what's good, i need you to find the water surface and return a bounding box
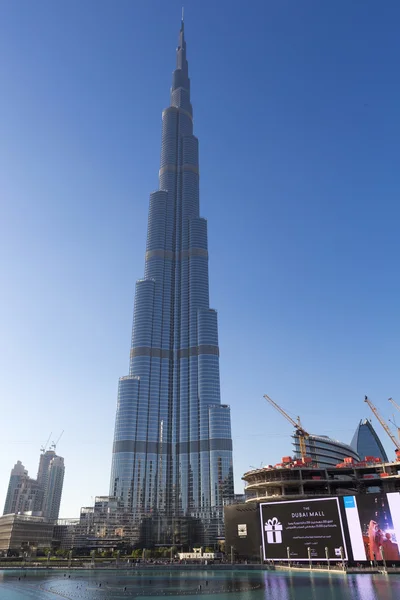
[0,568,400,599]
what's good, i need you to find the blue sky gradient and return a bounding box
[1,0,400,516]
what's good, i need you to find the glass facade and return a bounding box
[351,419,389,462]
[109,20,234,545]
[293,434,360,468]
[42,455,65,521]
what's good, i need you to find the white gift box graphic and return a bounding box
[264,517,283,544]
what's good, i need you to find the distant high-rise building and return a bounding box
[351,419,389,462]
[37,449,56,493]
[3,451,65,521]
[3,461,26,514]
[109,18,234,545]
[42,455,65,521]
[3,461,40,515]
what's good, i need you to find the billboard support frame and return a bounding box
[325,546,330,570]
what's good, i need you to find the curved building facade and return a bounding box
[109,20,234,545]
[351,419,388,463]
[293,434,360,468]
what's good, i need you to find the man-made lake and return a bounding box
[0,568,400,599]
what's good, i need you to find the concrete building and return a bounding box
[0,514,53,555]
[3,461,40,515]
[53,519,79,551]
[3,450,65,521]
[225,457,400,562]
[242,456,399,503]
[109,17,234,546]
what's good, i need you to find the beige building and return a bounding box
[0,514,53,554]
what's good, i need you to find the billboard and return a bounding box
[224,503,262,560]
[343,492,400,562]
[260,498,348,561]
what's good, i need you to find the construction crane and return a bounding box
[389,397,400,413]
[40,432,52,454]
[364,396,400,459]
[263,394,310,459]
[50,430,64,452]
[388,418,400,442]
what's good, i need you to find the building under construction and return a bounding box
[225,457,400,563]
[243,454,400,503]
[263,394,361,468]
[224,394,400,563]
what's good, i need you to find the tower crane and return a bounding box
[263,394,310,459]
[50,430,64,452]
[389,397,400,413]
[364,396,400,460]
[388,418,400,442]
[40,432,52,454]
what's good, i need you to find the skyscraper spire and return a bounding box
[109,19,234,548]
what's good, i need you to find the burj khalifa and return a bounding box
[110,18,234,545]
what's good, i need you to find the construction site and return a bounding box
[224,394,400,564]
[241,394,400,502]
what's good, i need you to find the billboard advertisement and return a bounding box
[224,503,262,560]
[343,492,400,562]
[260,498,348,561]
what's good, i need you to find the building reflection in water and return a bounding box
[262,572,292,600]
[355,574,399,600]
[261,571,400,600]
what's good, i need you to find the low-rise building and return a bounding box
[0,514,54,555]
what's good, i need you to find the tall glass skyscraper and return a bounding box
[110,19,234,546]
[351,419,389,463]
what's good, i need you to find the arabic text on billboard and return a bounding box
[260,498,347,561]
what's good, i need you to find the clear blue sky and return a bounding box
[1,0,400,517]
